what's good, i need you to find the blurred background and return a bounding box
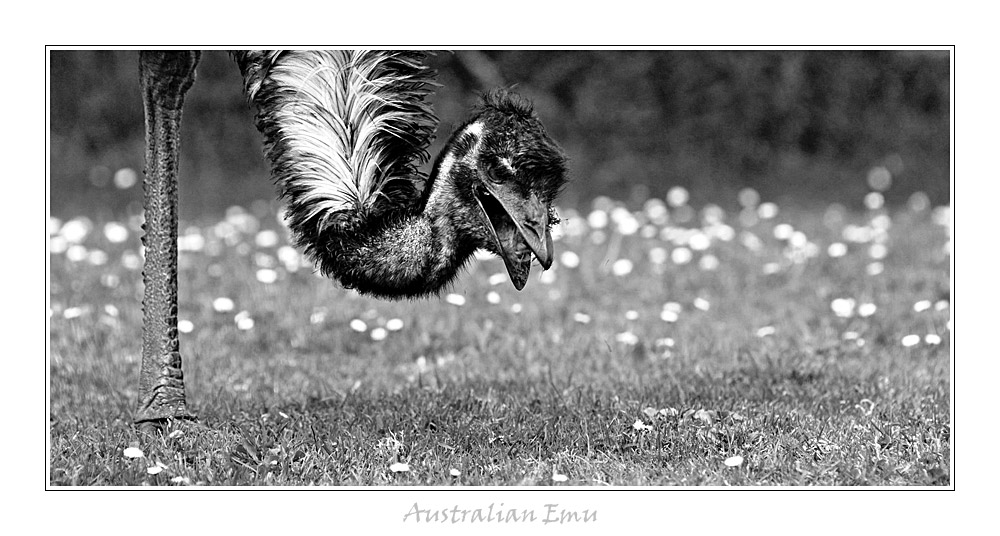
[49,50,950,220]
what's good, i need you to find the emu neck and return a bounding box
[321,173,476,299]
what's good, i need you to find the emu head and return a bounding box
[439,90,568,290]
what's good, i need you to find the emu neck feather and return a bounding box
[321,178,478,298]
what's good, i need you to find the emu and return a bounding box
[136,51,568,425]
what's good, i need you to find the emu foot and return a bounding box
[135,394,197,433]
[135,351,193,427]
[136,413,199,436]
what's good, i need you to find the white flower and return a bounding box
[613,209,640,235]
[671,247,692,265]
[871,213,892,231]
[693,409,715,425]
[648,247,668,265]
[114,168,138,189]
[123,447,144,459]
[710,223,735,241]
[88,250,109,266]
[698,254,720,271]
[828,242,848,257]
[789,231,808,248]
[701,204,725,224]
[389,462,410,473]
[277,246,300,269]
[843,225,872,243]
[212,297,235,313]
[255,229,279,248]
[255,269,278,284]
[103,222,130,243]
[235,311,254,330]
[486,291,501,304]
[349,319,367,332]
[50,235,68,254]
[906,191,930,212]
[864,192,885,210]
[741,232,763,251]
[587,209,608,229]
[60,217,92,244]
[773,223,794,240]
[724,455,744,467]
[370,327,388,341]
[445,294,466,306]
[831,298,856,318]
[632,419,653,431]
[615,331,639,345]
[667,186,689,207]
[925,334,942,345]
[757,202,779,219]
[66,245,88,262]
[867,166,892,191]
[693,297,710,311]
[386,318,404,331]
[858,303,877,317]
[932,205,951,227]
[913,300,932,313]
[573,312,591,324]
[611,259,634,276]
[901,334,921,347]
[689,232,711,251]
[738,188,760,208]
[869,244,888,260]
[756,326,775,337]
[560,251,580,268]
[644,197,668,216]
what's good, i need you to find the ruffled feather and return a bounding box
[233,50,438,243]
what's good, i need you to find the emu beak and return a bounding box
[474,184,553,291]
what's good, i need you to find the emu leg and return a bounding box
[135,51,201,424]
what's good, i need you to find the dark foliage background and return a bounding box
[49,50,950,219]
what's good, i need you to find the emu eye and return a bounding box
[484,166,506,184]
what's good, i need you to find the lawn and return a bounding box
[47,191,951,486]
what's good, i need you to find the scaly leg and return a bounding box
[135,51,200,424]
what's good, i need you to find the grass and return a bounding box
[48,195,951,486]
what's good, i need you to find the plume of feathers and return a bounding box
[232,50,438,254]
